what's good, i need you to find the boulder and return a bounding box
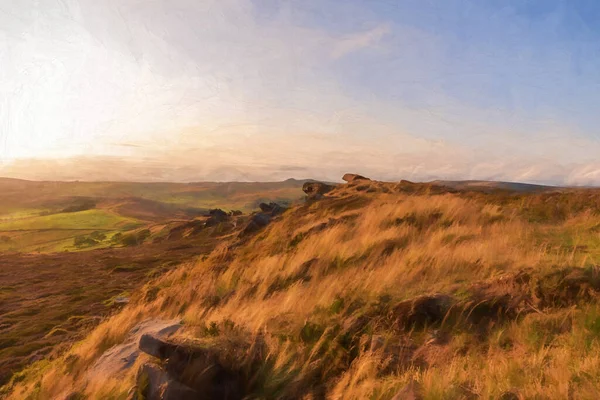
[259,203,274,212]
[238,202,287,237]
[302,182,334,197]
[270,203,286,216]
[136,363,199,400]
[342,173,370,183]
[205,209,230,227]
[239,213,271,237]
[259,202,286,216]
[89,319,181,380]
[139,333,173,359]
[138,335,243,399]
[209,208,228,218]
[252,213,271,227]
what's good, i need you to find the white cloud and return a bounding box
[3,0,600,185]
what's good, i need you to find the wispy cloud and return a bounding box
[3,0,600,185]
[331,24,391,59]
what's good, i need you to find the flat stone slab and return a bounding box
[89,319,182,379]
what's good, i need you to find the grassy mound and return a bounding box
[7,180,600,399]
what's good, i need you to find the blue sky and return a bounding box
[2,0,600,183]
[291,0,600,138]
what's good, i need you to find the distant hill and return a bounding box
[430,179,560,193]
[0,178,313,214]
[0,178,312,254]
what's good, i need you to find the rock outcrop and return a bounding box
[89,320,182,380]
[134,363,198,400]
[259,202,286,216]
[135,334,243,400]
[342,173,370,183]
[205,208,230,227]
[240,202,287,237]
[302,182,334,200]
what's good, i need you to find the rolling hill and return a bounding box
[0,178,309,254]
[0,178,309,390]
[6,176,600,399]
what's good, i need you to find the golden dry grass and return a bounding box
[7,180,600,399]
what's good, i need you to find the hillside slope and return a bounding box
[0,178,309,214]
[0,178,308,253]
[7,177,600,399]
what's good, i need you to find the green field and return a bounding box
[0,209,140,231]
[0,178,308,254]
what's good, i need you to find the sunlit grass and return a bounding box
[9,182,600,398]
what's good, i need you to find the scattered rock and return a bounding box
[205,209,230,227]
[229,210,243,216]
[209,208,228,218]
[302,182,334,199]
[259,203,274,212]
[252,213,271,227]
[239,202,288,237]
[259,202,286,216]
[240,220,262,236]
[342,173,370,183]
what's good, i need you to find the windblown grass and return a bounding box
[7,181,600,399]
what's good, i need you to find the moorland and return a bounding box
[0,178,307,390]
[5,175,600,399]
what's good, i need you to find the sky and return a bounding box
[2,0,600,184]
